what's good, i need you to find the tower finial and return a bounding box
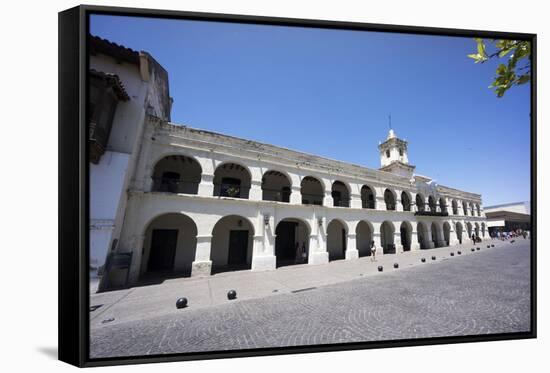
[389,114,392,130]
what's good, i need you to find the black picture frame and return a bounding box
[58,4,537,368]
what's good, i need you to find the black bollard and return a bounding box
[227,290,237,300]
[378,266,383,272]
[487,245,490,248]
[393,263,399,269]
[421,258,426,263]
[491,244,495,247]
[176,297,188,309]
[477,247,480,251]
[458,251,462,255]
[471,248,475,252]
[431,256,436,261]
[450,252,454,256]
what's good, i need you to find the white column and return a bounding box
[290,185,302,204]
[410,231,420,251]
[198,173,214,197]
[251,214,276,271]
[324,190,334,207]
[345,233,359,260]
[309,216,328,265]
[126,234,146,286]
[191,235,212,277]
[350,193,362,208]
[249,179,263,200]
[372,231,383,256]
[425,224,435,249]
[376,196,386,211]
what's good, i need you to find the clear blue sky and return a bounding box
[90,15,531,206]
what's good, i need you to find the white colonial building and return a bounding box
[89,37,488,291]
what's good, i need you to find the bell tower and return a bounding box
[378,129,415,178]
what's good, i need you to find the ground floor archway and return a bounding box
[327,219,347,261]
[381,221,395,254]
[275,218,310,267]
[356,220,373,257]
[466,222,473,239]
[443,222,451,246]
[400,221,412,251]
[211,215,254,274]
[456,222,463,244]
[141,213,198,278]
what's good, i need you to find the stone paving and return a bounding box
[89,239,531,358]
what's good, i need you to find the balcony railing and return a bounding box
[301,193,323,206]
[262,187,291,203]
[414,210,449,217]
[214,182,250,199]
[333,197,351,207]
[152,178,200,194]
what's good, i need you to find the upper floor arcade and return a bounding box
[133,119,485,218]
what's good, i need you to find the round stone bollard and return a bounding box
[227,290,237,300]
[458,251,462,255]
[450,252,454,256]
[378,266,383,272]
[421,258,426,263]
[491,244,495,247]
[477,247,480,251]
[471,248,475,252]
[487,245,490,248]
[176,297,188,309]
[393,263,399,269]
[431,256,436,261]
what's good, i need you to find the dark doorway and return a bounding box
[228,230,249,266]
[275,221,298,267]
[148,229,178,272]
[401,225,411,251]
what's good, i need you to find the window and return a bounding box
[399,148,403,156]
[386,150,390,158]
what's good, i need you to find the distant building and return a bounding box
[89,36,489,291]
[484,202,531,235]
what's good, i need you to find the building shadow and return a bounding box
[36,346,57,360]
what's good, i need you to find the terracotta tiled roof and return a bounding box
[89,35,140,65]
[89,69,130,101]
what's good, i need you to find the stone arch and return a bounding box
[301,176,324,205]
[380,221,396,253]
[452,200,458,215]
[462,201,469,216]
[213,162,252,199]
[455,222,463,244]
[400,221,413,251]
[481,222,486,238]
[384,188,397,211]
[332,180,350,207]
[475,222,480,238]
[361,185,376,209]
[401,191,412,211]
[261,169,292,202]
[439,197,447,213]
[443,221,451,246]
[416,193,425,212]
[141,212,198,278]
[151,154,202,194]
[428,195,437,213]
[431,222,444,247]
[476,204,481,216]
[327,219,348,261]
[211,215,255,273]
[275,218,311,267]
[356,220,374,257]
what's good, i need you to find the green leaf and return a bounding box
[517,74,530,85]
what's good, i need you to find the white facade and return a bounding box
[90,38,488,291]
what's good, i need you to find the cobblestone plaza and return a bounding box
[90,239,531,358]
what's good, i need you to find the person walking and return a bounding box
[471,233,476,245]
[370,240,377,262]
